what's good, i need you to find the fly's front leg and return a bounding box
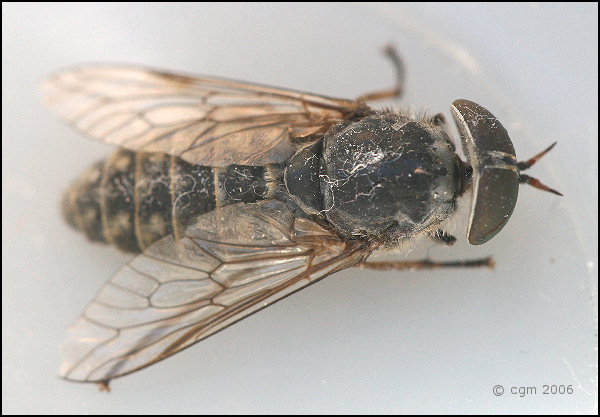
[355,257,495,271]
[355,44,405,103]
[431,229,457,246]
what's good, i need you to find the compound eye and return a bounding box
[450,99,519,245]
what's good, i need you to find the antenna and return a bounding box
[517,142,563,196]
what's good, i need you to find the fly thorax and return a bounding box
[283,141,324,215]
[320,114,460,242]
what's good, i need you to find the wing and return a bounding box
[60,200,373,383]
[43,65,365,166]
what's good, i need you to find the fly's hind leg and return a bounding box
[355,257,495,271]
[98,380,111,392]
[355,44,405,103]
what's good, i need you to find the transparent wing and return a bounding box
[60,200,372,383]
[43,65,364,166]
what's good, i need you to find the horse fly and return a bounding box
[43,45,561,388]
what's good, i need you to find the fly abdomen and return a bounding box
[134,152,174,250]
[99,150,139,251]
[62,149,277,252]
[61,150,140,251]
[170,162,276,242]
[61,160,105,244]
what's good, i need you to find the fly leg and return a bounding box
[355,228,494,270]
[431,229,456,245]
[355,44,405,103]
[355,257,494,271]
[431,113,446,126]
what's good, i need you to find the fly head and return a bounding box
[451,99,561,245]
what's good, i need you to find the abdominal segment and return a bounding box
[62,149,274,252]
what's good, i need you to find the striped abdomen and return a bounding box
[62,149,279,252]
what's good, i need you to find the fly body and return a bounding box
[44,46,560,387]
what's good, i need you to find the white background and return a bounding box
[3,3,597,413]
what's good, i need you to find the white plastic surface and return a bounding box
[3,3,597,413]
